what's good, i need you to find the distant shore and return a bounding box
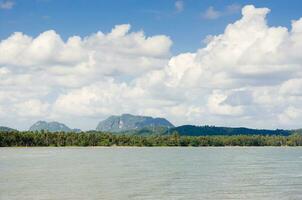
[1,131,302,147]
[2,145,302,148]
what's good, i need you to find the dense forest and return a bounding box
[85,125,295,136]
[169,125,292,136]
[1,131,302,147]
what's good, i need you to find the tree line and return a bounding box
[1,131,302,147]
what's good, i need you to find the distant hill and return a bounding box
[168,125,291,136]
[0,126,17,132]
[96,114,174,132]
[291,129,302,134]
[29,121,81,133]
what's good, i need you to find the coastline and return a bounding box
[1,145,301,148]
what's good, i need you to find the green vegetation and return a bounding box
[120,126,170,135]
[1,131,302,147]
[170,125,291,136]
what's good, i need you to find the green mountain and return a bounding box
[96,114,174,132]
[168,125,291,136]
[0,126,17,132]
[29,121,81,133]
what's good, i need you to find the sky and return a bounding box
[1,0,302,130]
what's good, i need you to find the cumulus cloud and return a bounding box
[1,5,302,130]
[14,99,50,117]
[138,5,302,128]
[178,5,302,127]
[0,24,172,129]
[0,24,172,80]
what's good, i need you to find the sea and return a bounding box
[1,147,302,200]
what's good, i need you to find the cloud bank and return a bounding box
[1,5,302,130]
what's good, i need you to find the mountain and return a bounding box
[29,121,81,133]
[0,126,17,132]
[168,125,291,136]
[96,114,174,132]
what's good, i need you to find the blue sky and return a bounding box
[1,0,302,54]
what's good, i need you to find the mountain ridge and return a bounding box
[96,114,174,132]
[29,121,81,133]
[0,126,17,132]
[0,114,301,136]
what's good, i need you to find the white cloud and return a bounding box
[1,5,302,130]
[207,90,244,116]
[0,24,172,88]
[226,3,241,14]
[278,106,302,126]
[52,79,143,117]
[202,6,221,20]
[137,5,302,128]
[0,24,172,129]
[202,4,241,20]
[175,0,184,13]
[14,99,50,117]
[0,0,14,9]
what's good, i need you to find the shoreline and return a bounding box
[1,145,301,148]
[2,132,301,147]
